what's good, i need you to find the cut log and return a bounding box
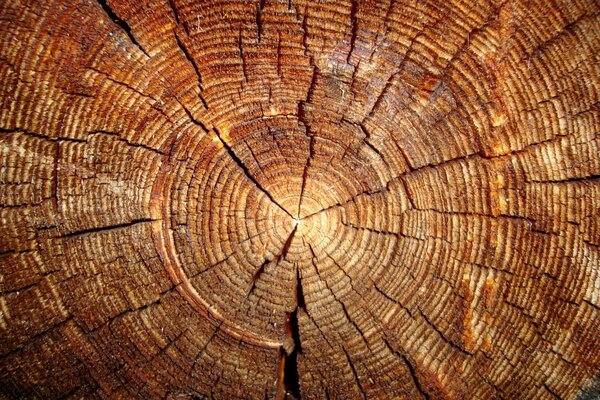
[0,0,599,399]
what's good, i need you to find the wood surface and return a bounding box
[0,0,599,398]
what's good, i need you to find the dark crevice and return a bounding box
[214,128,294,218]
[238,27,248,83]
[0,249,33,257]
[390,139,414,171]
[0,128,86,143]
[283,311,302,400]
[374,284,414,317]
[62,90,94,98]
[56,218,156,239]
[278,226,297,264]
[399,176,416,208]
[417,309,473,355]
[342,222,400,237]
[172,30,209,110]
[86,67,174,123]
[301,180,391,221]
[1,272,56,296]
[296,67,319,217]
[180,102,209,130]
[314,253,370,347]
[174,30,204,88]
[246,258,272,298]
[341,347,367,399]
[365,70,398,122]
[383,339,430,400]
[528,175,600,184]
[277,32,283,77]
[347,0,359,64]
[96,0,150,57]
[400,353,430,400]
[167,0,180,25]
[0,317,74,359]
[87,130,165,155]
[342,118,389,168]
[256,0,265,43]
[543,383,562,400]
[583,299,600,311]
[187,230,268,280]
[188,322,223,375]
[295,266,306,309]
[296,134,314,218]
[307,251,374,399]
[282,266,304,400]
[300,8,310,57]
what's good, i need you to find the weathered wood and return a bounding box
[0,0,599,399]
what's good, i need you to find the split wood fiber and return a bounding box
[0,0,599,399]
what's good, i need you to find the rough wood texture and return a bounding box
[1,0,599,399]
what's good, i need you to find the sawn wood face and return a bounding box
[0,0,598,399]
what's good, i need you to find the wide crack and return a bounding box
[281,266,305,400]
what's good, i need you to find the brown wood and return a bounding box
[1,0,599,399]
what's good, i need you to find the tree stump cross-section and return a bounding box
[0,0,599,399]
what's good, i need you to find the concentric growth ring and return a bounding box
[0,1,598,399]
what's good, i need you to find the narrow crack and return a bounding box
[277,32,283,77]
[256,0,265,43]
[167,0,181,25]
[383,339,430,400]
[174,30,205,89]
[187,230,269,280]
[417,309,473,356]
[56,218,157,239]
[214,128,294,218]
[0,128,86,143]
[238,27,248,84]
[86,67,173,123]
[96,0,150,57]
[297,134,315,218]
[342,222,400,237]
[301,180,393,221]
[341,347,367,399]
[342,118,389,169]
[347,0,359,64]
[87,130,165,155]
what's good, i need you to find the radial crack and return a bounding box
[341,347,367,400]
[417,309,473,355]
[281,267,305,399]
[214,128,294,218]
[276,225,298,268]
[57,218,156,239]
[238,27,248,83]
[167,0,181,26]
[87,130,165,155]
[347,0,360,64]
[246,226,296,299]
[246,258,272,298]
[256,0,265,43]
[96,0,150,57]
[383,339,430,400]
[296,134,314,218]
[174,30,205,89]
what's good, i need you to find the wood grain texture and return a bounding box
[0,0,599,399]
